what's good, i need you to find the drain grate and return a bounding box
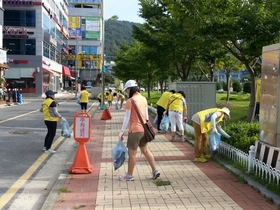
[10,131,33,134]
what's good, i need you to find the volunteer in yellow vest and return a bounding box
[156,90,175,132]
[107,89,113,108]
[97,93,102,106]
[79,86,89,112]
[191,107,231,163]
[255,78,261,120]
[165,91,188,142]
[117,91,125,109]
[40,90,66,154]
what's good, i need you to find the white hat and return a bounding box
[222,107,230,118]
[122,80,138,92]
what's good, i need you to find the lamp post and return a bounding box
[100,4,119,109]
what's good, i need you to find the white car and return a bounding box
[140,87,145,91]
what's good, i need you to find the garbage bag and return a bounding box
[160,115,170,132]
[112,140,128,171]
[183,123,195,135]
[153,115,158,124]
[209,133,221,156]
[60,121,71,138]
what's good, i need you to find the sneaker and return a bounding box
[194,157,207,163]
[119,173,134,181]
[181,135,186,142]
[152,170,160,180]
[202,154,211,159]
[44,149,56,154]
[43,147,46,151]
[171,136,176,142]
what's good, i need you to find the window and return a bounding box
[4,10,36,27]
[43,42,49,58]
[4,39,36,55]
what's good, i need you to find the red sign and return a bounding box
[3,26,34,38]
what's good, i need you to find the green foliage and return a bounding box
[222,82,228,91]
[232,81,242,93]
[216,82,222,90]
[243,82,251,94]
[104,20,137,60]
[222,122,259,152]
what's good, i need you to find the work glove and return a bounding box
[118,131,124,141]
[183,117,188,123]
[212,127,218,134]
[163,111,167,115]
[60,117,66,122]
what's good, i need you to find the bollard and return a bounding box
[69,112,93,174]
[248,145,255,173]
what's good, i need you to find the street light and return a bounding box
[100,2,118,109]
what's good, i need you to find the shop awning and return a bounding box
[62,66,71,76]
[43,68,60,77]
[0,63,10,69]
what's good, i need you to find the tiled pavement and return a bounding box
[51,107,278,210]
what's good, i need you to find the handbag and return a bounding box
[131,99,155,142]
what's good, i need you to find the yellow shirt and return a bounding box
[97,93,101,99]
[156,91,173,109]
[80,90,89,103]
[197,108,224,133]
[42,98,59,121]
[169,93,184,113]
[107,92,113,101]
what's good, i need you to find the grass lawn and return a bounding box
[142,91,251,124]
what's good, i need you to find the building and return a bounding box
[3,0,70,96]
[0,0,9,85]
[66,0,102,89]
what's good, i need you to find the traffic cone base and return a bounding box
[101,108,112,120]
[69,144,93,174]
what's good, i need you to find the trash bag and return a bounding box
[209,133,221,156]
[60,121,71,138]
[183,123,195,135]
[160,115,170,132]
[153,115,158,124]
[112,140,128,171]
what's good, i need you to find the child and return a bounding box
[107,89,113,108]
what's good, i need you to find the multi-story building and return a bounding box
[66,0,102,89]
[0,0,9,83]
[3,0,71,96]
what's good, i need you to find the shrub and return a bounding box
[243,81,251,94]
[216,82,222,90]
[232,81,242,93]
[222,121,259,152]
[222,82,228,91]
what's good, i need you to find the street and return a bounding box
[0,98,97,210]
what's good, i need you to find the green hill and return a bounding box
[104,20,138,61]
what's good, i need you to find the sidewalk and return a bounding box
[49,107,278,210]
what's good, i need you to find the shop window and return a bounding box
[4,39,36,55]
[4,10,36,27]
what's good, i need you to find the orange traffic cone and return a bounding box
[69,143,93,174]
[101,108,112,120]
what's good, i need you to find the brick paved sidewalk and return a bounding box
[51,108,278,210]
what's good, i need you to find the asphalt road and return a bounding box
[0,98,97,210]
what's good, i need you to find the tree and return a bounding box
[165,0,280,122]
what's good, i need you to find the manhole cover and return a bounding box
[10,131,33,134]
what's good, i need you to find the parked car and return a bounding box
[140,87,145,91]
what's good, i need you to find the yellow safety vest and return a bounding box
[97,93,101,99]
[197,108,225,133]
[169,93,184,113]
[107,92,113,101]
[157,91,173,108]
[118,93,125,100]
[42,98,59,121]
[80,90,89,103]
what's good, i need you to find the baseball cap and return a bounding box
[45,90,57,95]
[122,80,138,92]
[222,107,230,119]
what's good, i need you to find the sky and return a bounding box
[104,0,144,23]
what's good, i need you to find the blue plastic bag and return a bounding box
[153,115,158,124]
[112,140,128,171]
[160,115,170,132]
[209,133,221,156]
[60,121,71,138]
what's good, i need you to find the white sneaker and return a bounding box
[43,147,46,151]
[44,149,56,154]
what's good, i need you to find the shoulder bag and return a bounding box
[131,99,155,142]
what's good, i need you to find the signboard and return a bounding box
[74,112,91,142]
[68,17,82,38]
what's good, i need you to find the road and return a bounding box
[0,98,97,210]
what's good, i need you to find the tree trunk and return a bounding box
[226,74,230,102]
[246,64,256,122]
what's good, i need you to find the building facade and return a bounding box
[3,0,70,96]
[0,0,9,84]
[66,0,102,89]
